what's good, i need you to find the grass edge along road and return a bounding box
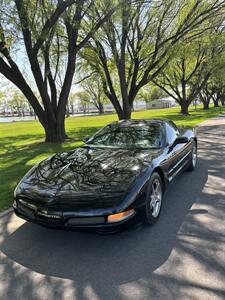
[0,105,225,212]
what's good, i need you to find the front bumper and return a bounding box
[13,200,140,233]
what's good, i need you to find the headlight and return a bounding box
[14,164,38,198]
[14,186,18,198]
[107,209,135,223]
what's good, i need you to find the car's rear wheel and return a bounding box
[187,142,197,171]
[142,172,163,225]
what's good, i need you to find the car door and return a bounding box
[163,121,190,182]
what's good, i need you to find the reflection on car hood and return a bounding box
[16,146,162,209]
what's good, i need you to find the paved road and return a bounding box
[1,116,225,300]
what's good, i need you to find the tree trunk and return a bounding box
[212,97,219,107]
[199,91,210,110]
[203,101,209,110]
[180,102,189,115]
[124,105,132,119]
[98,102,104,114]
[44,120,67,143]
[214,100,219,107]
[95,100,104,114]
[117,105,132,120]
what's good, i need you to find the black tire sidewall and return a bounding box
[187,142,197,171]
[142,172,163,225]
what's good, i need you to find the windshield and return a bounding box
[86,122,163,149]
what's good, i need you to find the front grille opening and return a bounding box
[67,217,105,226]
[17,202,35,219]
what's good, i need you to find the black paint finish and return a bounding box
[14,119,197,232]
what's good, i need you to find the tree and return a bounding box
[199,83,212,110]
[0,0,116,142]
[198,25,225,109]
[68,92,77,115]
[152,42,211,114]
[199,80,225,109]
[154,17,225,114]
[0,90,5,105]
[206,57,225,107]
[209,85,225,107]
[83,0,225,119]
[7,89,27,116]
[80,75,108,113]
[138,85,167,104]
[75,91,90,113]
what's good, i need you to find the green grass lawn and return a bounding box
[0,105,224,212]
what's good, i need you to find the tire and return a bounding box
[187,142,197,172]
[142,172,163,225]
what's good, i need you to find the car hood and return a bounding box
[16,146,162,210]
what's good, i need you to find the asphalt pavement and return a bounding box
[0,115,225,300]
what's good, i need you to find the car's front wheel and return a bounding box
[142,172,163,225]
[187,142,197,171]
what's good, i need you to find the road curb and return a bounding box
[0,207,13,218]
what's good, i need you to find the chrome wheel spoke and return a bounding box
[149,178,162,218]
[154,182,160,194]
[192,146,197,166]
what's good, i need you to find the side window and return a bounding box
[165,122,179,145]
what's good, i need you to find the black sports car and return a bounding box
[13,119,197,233]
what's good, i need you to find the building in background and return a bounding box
[146,97,177,109]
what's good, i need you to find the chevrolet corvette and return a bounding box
[13,119,197,233]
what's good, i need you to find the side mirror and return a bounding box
[169,136,188,151]
[174,136,189,145]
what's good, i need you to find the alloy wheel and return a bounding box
[149,178,162,218]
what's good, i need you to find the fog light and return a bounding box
[107,209,135,223]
